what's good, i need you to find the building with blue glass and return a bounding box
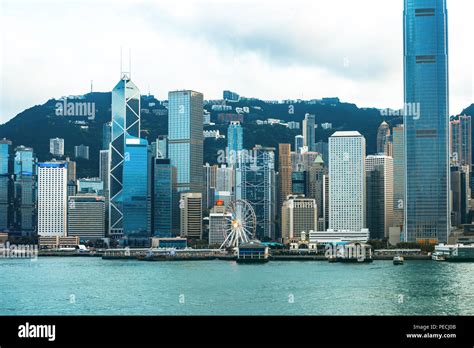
[168,90,204,194]
[122,137,149,238]
[404,0,450,243]
[12,146,36,235]
[168,90,203,233]
[153,159,175,237]
[227,121,243,164]
[0,139,12,231]
[109,74,141,238]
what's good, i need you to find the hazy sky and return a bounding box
[0,0,473,124]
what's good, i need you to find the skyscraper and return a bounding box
[291,170,307,196]
[208,203,231,246]
[404,0,450,243]
[49,138,64,157]
[12,146,36,235]
[122,137,149,238]
[68,194,105,240]
[168,90,204,194]
[99,150,109,198]
[154,159,175,237]
[227,121,243,165]
[278,144,292,208]
[156,135,168,159]
[0,139,12,231]
[235,145,276,240]
[74,145,89,160]
[329,131,366,231]
[37,161,68,237]
[307,154,326,228]
[392,125,405,229]
[215,165,234,193]
[281,195,317,243]
[294,135,304,153]
[314,141,329,164]
[302,114,316,152]
[376,121,391,155]
[109,74,141,238]
[366,155,394,240]
[450,165,469,226]
[102,122,112,150]
[450,115,472,167]
[203,163,217,210]
[180,192,202,239]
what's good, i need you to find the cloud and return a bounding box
[0,0,472,124]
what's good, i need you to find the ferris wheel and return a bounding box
[220,200,257,249]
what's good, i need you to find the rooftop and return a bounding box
[331,131,362,137]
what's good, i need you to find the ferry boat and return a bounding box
[434,244,474,262]
[393,255,404,265]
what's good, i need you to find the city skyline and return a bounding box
[1,0,473,124]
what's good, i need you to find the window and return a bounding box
[415,8,435,17]
[416,55,436,64]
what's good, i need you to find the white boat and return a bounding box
[434,244,474,262]
[431,252,446,261]
[393,255,404,265]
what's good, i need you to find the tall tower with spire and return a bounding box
[108,61,141,238]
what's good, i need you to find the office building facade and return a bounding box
[37,161,68,236]
[404,0,450,243]
[366,155,394,240]
[109,74,141,238]
[329,131,366,231]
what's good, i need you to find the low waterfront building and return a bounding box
[151,237,187,249]
[308,229,370,244]
[38,236,79,249]
[237,240,269,263]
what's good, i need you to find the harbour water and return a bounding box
[1,257,473,315]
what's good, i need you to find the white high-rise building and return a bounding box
[37,161,68,236]
[329,131,366,231]
[49,138,64,157]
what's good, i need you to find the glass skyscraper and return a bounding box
[109,74,141,238]
[12,146,36,235]
[0,139,12,231]
[235,145,276,240]
[227,121,243,164]
[404,0,450,243]
[153,158,175,237]
[302,114,316,152]
[168,90,203,194]
[122,137,149,238]
[168,90,204,234]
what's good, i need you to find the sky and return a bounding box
[0,0,473,124]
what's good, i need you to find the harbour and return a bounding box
[1,257,474,316]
